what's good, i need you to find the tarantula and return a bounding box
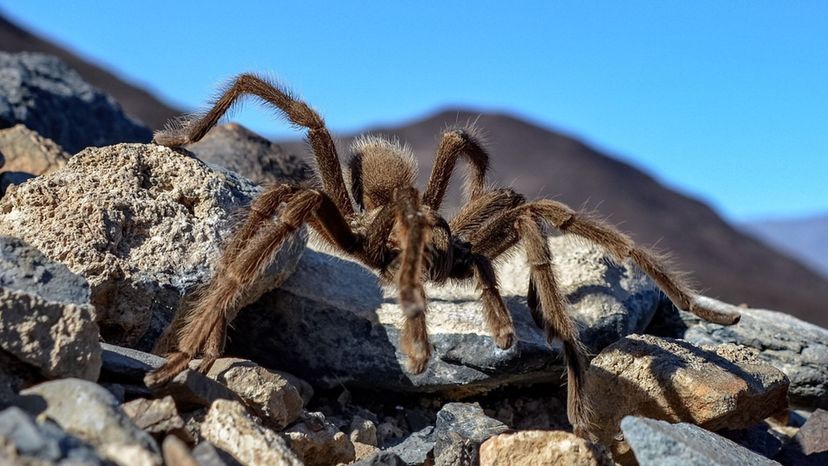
[144,74,741,434]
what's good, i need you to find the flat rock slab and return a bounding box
[99,343,238,410]
[0,143,306,349]
[667,306,828,409]
[621,416,780,466]
[0,52,151,154]
[229,234,663,394]
[586,334,789,461]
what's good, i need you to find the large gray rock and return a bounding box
[621,416,780,466]
[586,334,789,462]
[229,235,663,394]
[186,123,311,185]
[0,52,151,153]
[15,379,161,465]
[658,306,828,409]
[0,143,306,349]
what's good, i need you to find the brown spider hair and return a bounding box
[146,73,741,436]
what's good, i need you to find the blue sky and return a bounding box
[2,1,826,222]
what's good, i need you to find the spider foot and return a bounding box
[493,328,516,350]
[405,353,430,375]
[152,131,190,148]
[401,338,432,375]
[196,354,219,376]
[144,351,191,388]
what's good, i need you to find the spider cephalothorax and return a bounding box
[145,74,741,435]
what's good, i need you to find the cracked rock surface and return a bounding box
[663,306,828,410]
[0,143,305,349]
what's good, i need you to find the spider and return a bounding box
[144,74,741,435]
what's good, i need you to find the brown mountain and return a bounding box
[0,13,182,130]
[279,109,828,327]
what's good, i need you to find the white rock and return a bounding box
[200,399,302,466]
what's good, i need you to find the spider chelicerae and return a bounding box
[144,73,741,435]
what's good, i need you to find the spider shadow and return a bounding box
[227,248,416,390]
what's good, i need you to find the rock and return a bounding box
[100,343,165,383]
[229,233,663,394]
[205,358,304,430]
[0,406,106,465]
[586,334,789,461]
[776,408,828,466]
[122,396,191,443]
[0,52,151,153]
[350,416,379,446]
[0,235,90,306]
[283,411,355,466]
[191,441,244,466]
[479,430,613,466]
[155,364,241,411]
[354,442,381,462]
[185,123,311,185]
[200,399,302,466]
[0,349,42,402]
[0,171,34,197]
[0,288,100,381]
[162,435,198,466]
[719,423,784,460]
[0,143,306,348]
[352,451,408,466]
[15,379,161,464]
[0,124,69,175]
[98,443,162,466]
[385,426,435,465]
[656,306,828,409]
[621,416,780,466]
[432,402,508,466]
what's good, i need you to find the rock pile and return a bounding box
[0,54,825,465]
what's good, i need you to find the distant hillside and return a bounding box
[280,110,828,327]
[742,214,828,279]
[4,11,825,327]
[0,13,182,130]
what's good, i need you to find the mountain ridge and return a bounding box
[279,109,828,326]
